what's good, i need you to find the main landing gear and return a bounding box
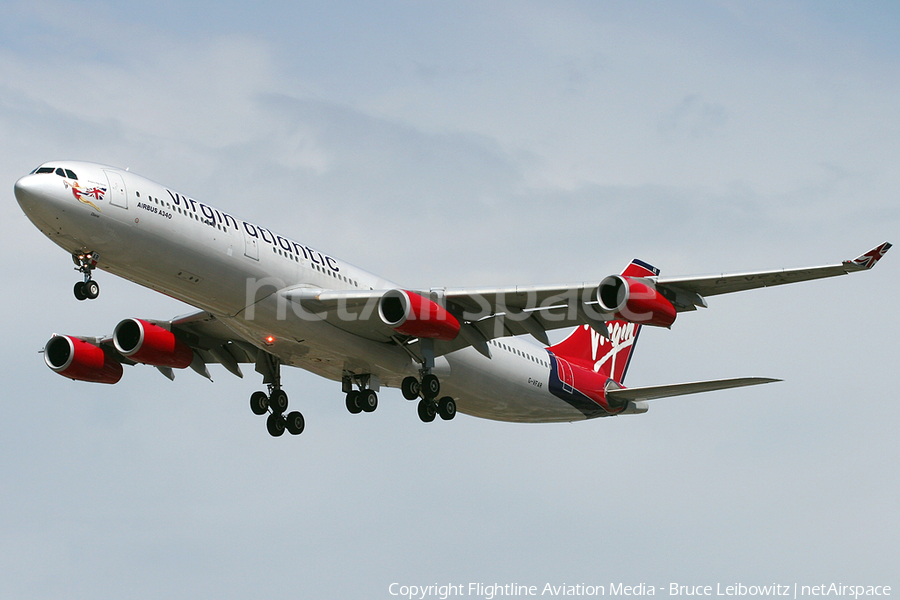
[401,375,457,423]
[250,354,304,437]
[72,252,100,301]
[342,370,456,423]
[401,338,456,423]
[250,388,304,437]
[344,373,379,415]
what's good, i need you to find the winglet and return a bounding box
[847,242,891,270]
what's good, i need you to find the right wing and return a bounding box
[280,243,890,363]
[652,242,892,310]
[280,283,612,359]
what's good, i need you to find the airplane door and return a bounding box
[104,171,127,208]
[243,229,259,260]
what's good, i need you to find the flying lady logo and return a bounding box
[65,181,106,212]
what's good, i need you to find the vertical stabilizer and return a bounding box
[547,259,659,385]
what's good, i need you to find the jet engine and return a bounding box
[113,318,194,369]
[596,275,677,328]
[378,289,461,341]
[44,335,123,384]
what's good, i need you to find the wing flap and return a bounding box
[168,311,259,378]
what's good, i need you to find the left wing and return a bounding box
[167,311,260,380]
[45,311,261,385]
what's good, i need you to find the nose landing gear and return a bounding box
[72,252,100,300]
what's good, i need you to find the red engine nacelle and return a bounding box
[596,275,677,328]
[44,335,123,384]
[113,318,194,368]
[378,289,461,341]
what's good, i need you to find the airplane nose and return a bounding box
[14,173,63,230]
[14,174,43,208]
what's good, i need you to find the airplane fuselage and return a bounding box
[16,161,610,423]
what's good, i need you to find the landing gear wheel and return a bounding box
[417,399,436,423]
[285,411,305,435]
[401,376,420,400]
[421,374,440,400]
[360,389,378,413]
[72,253,100,300]
[250,391,269,415]
[346,391,362,414]
[266,413,286,437]
[437,396,457,420]
[83,280,100,299]
[269,389,289,414]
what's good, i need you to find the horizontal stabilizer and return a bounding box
[606,377,780,402]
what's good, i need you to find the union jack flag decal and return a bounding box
[65,181,106,212]
[80,186,107,201]
[849,242,892,270]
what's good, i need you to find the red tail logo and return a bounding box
[548,321,639,385]
[547,259,658,386]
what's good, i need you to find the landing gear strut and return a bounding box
[72,252,100,300]
[250,353,304,437]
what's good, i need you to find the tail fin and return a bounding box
[547,259,659,385]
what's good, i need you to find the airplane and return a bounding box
[14,161,891,437]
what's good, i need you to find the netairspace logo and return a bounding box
[387,583,892,600]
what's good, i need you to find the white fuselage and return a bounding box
[15,161,594,423]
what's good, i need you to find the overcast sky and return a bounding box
[1,1,898,598]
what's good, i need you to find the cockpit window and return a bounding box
[32,165,78,178]
[49,167,78,179]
